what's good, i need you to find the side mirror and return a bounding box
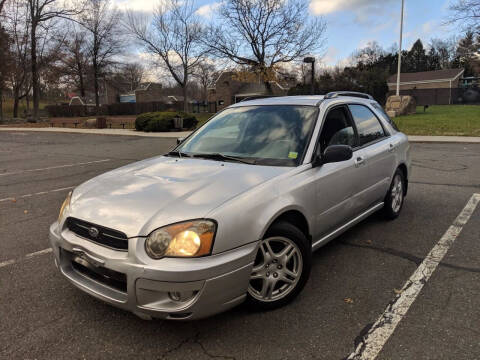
[312,145,353,167]
[176,137,185,145]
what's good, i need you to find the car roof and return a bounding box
[228,95,376,108]
[229,96,325,107]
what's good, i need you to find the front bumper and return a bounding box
[49,222,258,320]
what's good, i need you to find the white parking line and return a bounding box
[0,159,111,177]
[0,186,75,203]
[348,193,480,360]
[0,248,52,269]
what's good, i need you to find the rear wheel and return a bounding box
[383,169,406,220]
[247,221,311,310]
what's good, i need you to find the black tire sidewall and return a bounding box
[246,221,311,311]
[384,169,406,219]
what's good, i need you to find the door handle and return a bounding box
[388,143,396,153]
[354,156,365,167]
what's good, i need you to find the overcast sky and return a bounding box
[116,0,455,67]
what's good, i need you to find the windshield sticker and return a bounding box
[288,152,298,159]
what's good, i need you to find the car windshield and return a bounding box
[175,105,319,166]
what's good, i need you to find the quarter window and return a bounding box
[349,105,385,146]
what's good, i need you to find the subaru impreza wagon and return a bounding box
[49,92,410,320]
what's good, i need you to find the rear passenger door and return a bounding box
[348,104,396,209]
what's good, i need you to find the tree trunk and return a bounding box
[182,85,188,112]
[30,18,39,121]
[183,69,188,112]
[78,61,85,98]
[93,62,99,114]
[13,89,20,118]
[0,87,3,122]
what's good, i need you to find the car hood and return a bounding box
[69,156,288,237]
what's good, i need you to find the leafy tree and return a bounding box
[406,39,428,72]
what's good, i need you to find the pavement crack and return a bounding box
[339,241,480,274]
[194,333,237,360]
[159,332,236,360]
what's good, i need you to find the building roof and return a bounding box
[388,69,465,84]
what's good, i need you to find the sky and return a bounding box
[115,0,457,68]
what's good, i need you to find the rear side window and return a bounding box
[371,102,399,131]
[349,104,385,146]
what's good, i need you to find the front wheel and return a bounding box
[383,169,406,220]
[246,221,311,310]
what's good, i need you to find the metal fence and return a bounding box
[45,101,217,118]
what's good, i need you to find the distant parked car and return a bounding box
[50,92,411,320]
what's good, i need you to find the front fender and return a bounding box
[207,166,316,255]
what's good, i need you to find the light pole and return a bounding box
[396,0,405,96]
[304,57,315,95]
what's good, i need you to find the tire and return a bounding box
[383,168,406,220]
[246,221,311,311]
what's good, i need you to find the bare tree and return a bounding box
[78,0,123,111]
[122,62,144,91]
[0,27,12,121]
[429,37,458,69]
[4,0,31,118]
[194,61,217,102]
[126,0,208,111]
[59,25,89,97]
[27,0,79,120]
[447,0,480,32]
[206,0,326,93]
[0,0,8,15]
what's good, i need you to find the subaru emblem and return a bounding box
[89,227,100,238]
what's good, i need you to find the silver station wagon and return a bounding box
[49,92,410,320]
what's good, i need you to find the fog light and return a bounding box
[168,291,197,302]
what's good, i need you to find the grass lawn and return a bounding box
[395,105,480,137]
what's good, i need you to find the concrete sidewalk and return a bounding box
[0,126,479,143]
[0,127,192,138]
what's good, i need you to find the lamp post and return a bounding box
[304,57,315,95]
[396,0,405,96]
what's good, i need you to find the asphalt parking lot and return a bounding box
[1,131,479,360]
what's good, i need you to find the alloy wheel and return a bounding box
[391,174,403,213]
[248,236,303,302]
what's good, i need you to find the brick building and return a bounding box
[208,71,291,110]
[387,69,466,105]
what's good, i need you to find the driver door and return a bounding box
[311,106,368,240]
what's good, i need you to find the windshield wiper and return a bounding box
[166,151,191,158]
[192,153,256,165]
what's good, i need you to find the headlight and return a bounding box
[58,191,72,224]
[145,220,216,259]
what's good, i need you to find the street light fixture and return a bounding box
[303,57,315,95]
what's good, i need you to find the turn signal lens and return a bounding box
[58,191,72,224]
[145,220,216,259]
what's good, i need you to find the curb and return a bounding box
[0,127,479,144]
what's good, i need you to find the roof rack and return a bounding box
[324,91,374,100]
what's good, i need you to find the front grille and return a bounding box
[66,217,128,251]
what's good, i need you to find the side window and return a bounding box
[349,104,385,146]
[319,106,356,152]
[370,102,399,131]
